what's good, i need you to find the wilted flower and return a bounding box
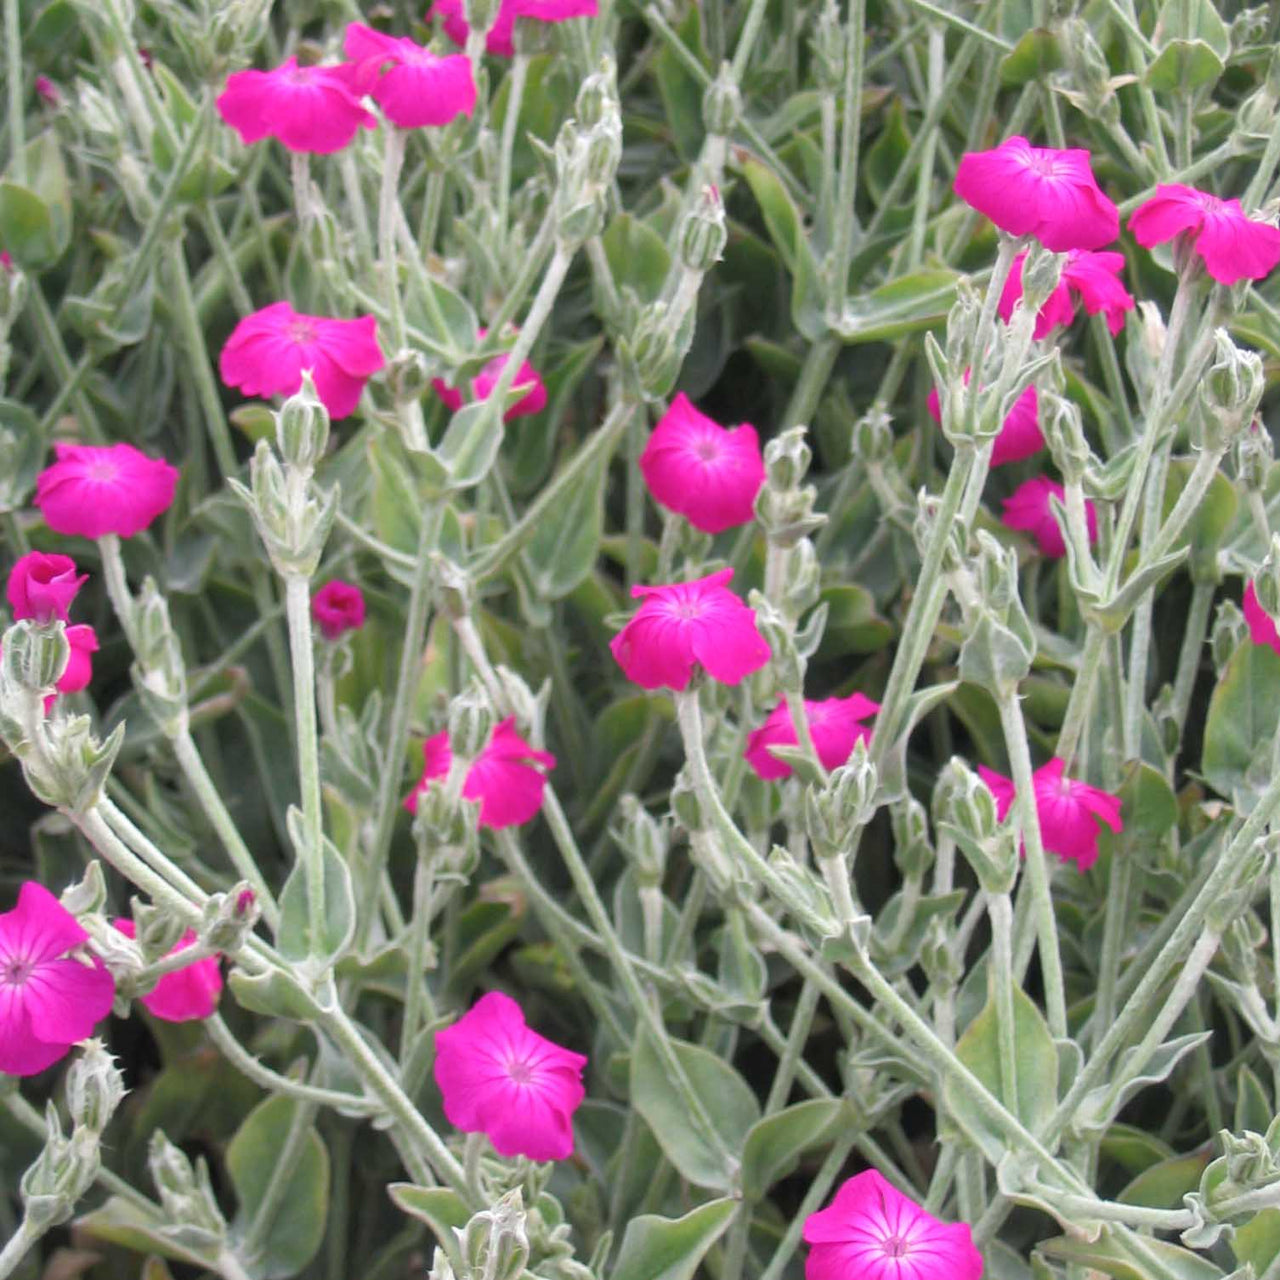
[638,393,766,534]
[927,377,1043,467]
[1129,185,1280,285]
[999,249,1134,337]
[114,919,222,1023]
[219,303,385,420]
[978,756,1123,871]
[610,568,771,691]
[7,552,87,623]
[1001,476,1096,558]
[953,136,1119,251]
[431,0,600,59]
[340,24,476,129]
[434,991,586,1161]
[804,1170,983,1280]
[405,717,556,829]
[312,580,366,640]
[745,694,880,781]
[0,883,115,1076]
[216,57,377,154]
[35,443,178,540]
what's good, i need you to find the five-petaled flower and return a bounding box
[804,1169,984,1280]
[217,57,377,154]
[610,568,772,691]
[219,302,385,420]
[999,249,1135,338]
[114,919,222,1023]
[35,443,178,540]
[1001,476,1096,559]
[954,136,1119,251]
[7,551,87,623]
[928,378,1043,468]
[431,0,600,59]
[745,694,880,781]
[979,755,1124,871]
[433,990,587,1161]
[639,393,766,534]
[405,717,556,830]
[0,882,115,1077]
[340,24,477,129]
[312,580,366,641]
[1129,185,1280,286]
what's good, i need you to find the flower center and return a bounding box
[288,319,317,344]
[1023,150,1061,178]
[675,600,703,620]
[692,436,722,464]
[88,461,118,482]
[1,956,33,987]
[507,1057,536,1085]
[880,1237,910,1259]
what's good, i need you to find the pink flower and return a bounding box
[432,334,547,422]
[0,882,115,1076]
[216,57,377,154]
[745,694,881,781]
[638,393,766,534]
[954,136,1118,251]
[927,376,1043,467]
[35,443,178,540]
[804,1170,983,1280]
[431,0,599,58]
[979,756,1123,871]
[58,625,98,697]
[1001,476,1096,558]
[1244,581,1280,655]
[219,302,385,420]
[113,919,222,1023]
[433,990,586,1160]
[405,717,556,829]
[35,75,59,107]
[340,24,476,128]
[7,552,87,623]
[610,568,772,691]
[999,250,1134,338]
[312,580,365,640]
[1128,184,1280,286]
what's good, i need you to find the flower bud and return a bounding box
[2,618,69,694]
[585,118,622,187]
[804,739,877,861]
[919,916,962,992]
[938,758,1017,894]
[783,538,823,619]
[891,796,933,879]
[1039,391,1092,484]
[751,593,803,689]
[613,794,668,888]
[65,1040,126,1134]
[276,371,330,474]
[764,426,812,491]
[850,406,894,464]
[388,349,431,404]
[755,483,826,548]
[702,63,741,135]
[448,683,495,761]
[21,1104,99,1231]
[460,1190,530,1280]
[679,186,727,273]
[129,897,187,957]
[431,554,475,621]
[199,884,261,953]
[943,279,982,369]
[1235,421,1274,492]
[670,766,708,833]
[1125,301,1166,402]
[1211,599,1249,674]
[809,0,845,92]
[1018,244,1065,316]
[1201,329,1265,451]
[148,1130,227,1244]
[575,56,616,127]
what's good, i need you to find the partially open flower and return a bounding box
[434,990,586,1161]
[431,0,599,59]
[1000,476,1096,558]
[312,580,366,640]
[217,57,377,154]
[1129,185,1280,285]
[6,552,87,623]
[114,919,222,1023]
[979,756,1123,871]
[804,1169,983,1280]
[35,443,178,540]
[954,136,1118,251]
[340,24,476,129]
[639,393,766,534]
[220,303,385,420]
[999,249,1134,337]
[745,694,880,781]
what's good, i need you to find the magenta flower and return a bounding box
[312,580,366,640]
[432,334,547,422]
[35,443,178,540]
[216,57,377,154]
[954,136,1118,252]
[433,990,586,1160]
[35,75,59,107]
[219,302,385,420]
[638,393,766,534]
[1244,582,1280,655]
[927,376,1043,467]
[0,882,115,1076]
[340,24,476,129]
[804,1170,983,1280]
[7,552,87,623]
[979,756,1123,871]
[610,568,772,691]
[745,694,881,781]
[1128,184,1280,286]
[1001,476,1096,559]
[57,625,98,697]
[114,920,222,1023]
[999,250,1134,338]
[404,717,556,829]
[431,0,599,58]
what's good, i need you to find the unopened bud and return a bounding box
[804,739,877,861]
[809,0,845,92]
[938,758,1017,894]
[751,594,803,689]
[1235,421,1274,492]
[1211,599,1249,675]
[276,371,330,473]
[670,766,707,832]
[432,554,474,620]
[851,406,893,464]
[2,618,69,694]
[388,350,431,404]
[613,794,668,888]
[1039,391,1092,483]
[702,63,740,135]
[65,1040,126,1134]
[1018,244,1065,316]
[460,1190,530,1280]
[448,683,495,761]
[679,186,727,273]
[129,897,187,957]
[943,280,982,367]
[200,883,261,953]
[764,426,812,492]
[783,538,823,619]
[1201,329,1265,451]
[575,56,616,127]
[891,796,933,879]
[148,1131,226,1243]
